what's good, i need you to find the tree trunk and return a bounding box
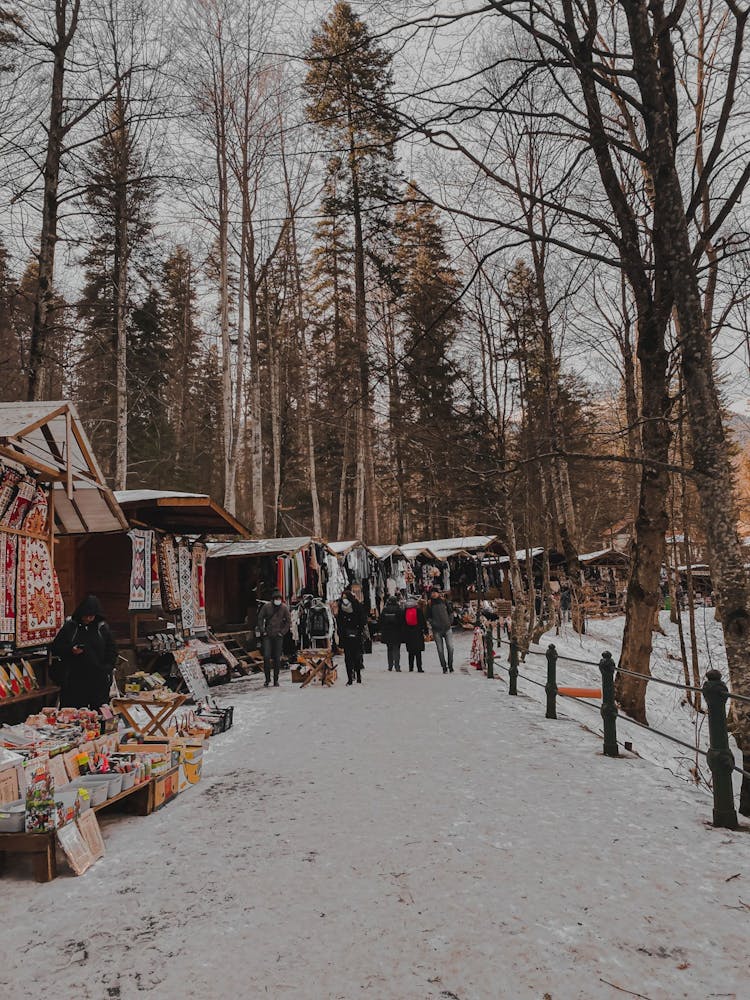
[28,1,80,400]
[113,154,129,491]
[624,1,750,809]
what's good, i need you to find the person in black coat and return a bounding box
[337,590,365,685]
[379,595,405,672]
[50,595,117,709]
[403,597,428,672]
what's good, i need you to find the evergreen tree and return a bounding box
[0,240,24,401]
[305,2,398,540]
[393,185,462,536]
[76,101,155,482]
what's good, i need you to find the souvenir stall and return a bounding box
[55,490,248,689]
[206,536,326,628]
[0,402,127,724]
[578,548,631,613]
[324,539,390,614]
[0,695,211,882]
[399,542,446,597]
[407,536,510,603]
[368,545,409,603]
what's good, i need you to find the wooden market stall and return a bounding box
[407,536,510,602]
[205,536,324,632]
[0,401,127,723]
[55,489,248,674]
[578,548,631,613]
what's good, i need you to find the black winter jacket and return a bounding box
[50,595,117,709]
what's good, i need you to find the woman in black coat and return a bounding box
[403,598,428,672]
[337,591,366,685]
[379,595,405,672]
[51,595,117,709]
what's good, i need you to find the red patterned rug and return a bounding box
[16,535,64,649]
[192,542,207,633]
[15,489,63,648]
[0,531,17,642]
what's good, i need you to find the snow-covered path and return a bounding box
[3,637,748,1000]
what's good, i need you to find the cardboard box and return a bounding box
[152,766,179,809]
[0,766,20,805]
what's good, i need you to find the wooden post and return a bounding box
[599,651,619,757]
[703,670,739,830]
[509,638,519,696]
[545,643,558,720]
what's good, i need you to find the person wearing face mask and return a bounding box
[336,589,365,685]
[258,588,291,687]
[50,595,117,709]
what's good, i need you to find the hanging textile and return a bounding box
[0,532,17,642]
[15,491,63,649]
[0,467,23,522]
[1,476,36,530]
[157,535,181,612]
[150,543,162,608]
[178,540,195,632]
[191,542,207,632]
[128,529,152,611]
[325,554,348,602]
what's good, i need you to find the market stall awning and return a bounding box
[368,544,403,560]
[400,542,441,561]
[406,535,507,560]
[208,536,312,559]
[579,548,631,566]
[326,539,365,556]
[496,547,543,565]
[0,400,127,534]
[114,490,249,537]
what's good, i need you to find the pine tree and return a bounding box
[76,100,154,482]
[393,185,462,536]
[0,240,24,401]
[305,2,398,541]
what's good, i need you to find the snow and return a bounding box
[498,611,745,788]
[1,630,747,1000]
[114,489,209,503]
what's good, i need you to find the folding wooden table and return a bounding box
[111,692,187,737]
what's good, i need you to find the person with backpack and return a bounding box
[337,590,365,684]
[403,596,428,672]
[50,595,117,709]
[427,588,454,673]
[379,594,405,672]
[307,597,332,647]
[258,588,291,687]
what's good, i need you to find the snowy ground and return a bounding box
[497,611,744,788]
[2,631,748,1000]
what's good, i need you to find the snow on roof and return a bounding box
[579,548,630,564]
[497,547,543,565]
[209,537,312,559]
[326,540,365,556]
[400,542,441,559]
[114,489,248,536]
[115,489,208,503]
[0,400,126,534]
[368,544,403,560]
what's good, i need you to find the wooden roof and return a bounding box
[0,400,127,534]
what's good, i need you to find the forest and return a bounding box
[2,2,750,755]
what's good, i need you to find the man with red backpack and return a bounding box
[403,596,428,672]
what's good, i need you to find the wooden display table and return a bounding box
[111,692,187,737]
[0,777,155,883]
[296,650,337,688]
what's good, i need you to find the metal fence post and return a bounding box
[545,643,558,719]
[703,669,739,830]
[485,628,494,679]
[599,651,619,757]
[509,638,519,695]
